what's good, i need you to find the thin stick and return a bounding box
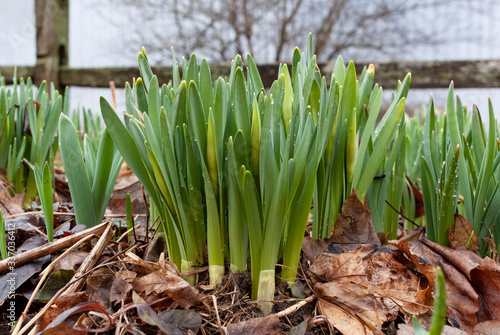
[104,213,147,218]
[212,295,224,335]
[0,221,109,273]
[275,295,316,318]
[180,265,209,277]
[5,212,147,220]
[109,81,117,111]
[24,221,47,238]
[12,234,95,335]
[5,211,75,219]
[16,244,137,335]
[385,200,420,228]
[62,222,115,295]
[309,315,335,333]
[115,226,135,243]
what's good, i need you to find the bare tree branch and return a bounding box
[91,0,497,64]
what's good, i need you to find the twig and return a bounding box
[309,315,335,333]
[104,213,147,218]
[275,295,316,318]
[180,265,209,277]
[5,212,147,220]
[0,221,109,273]
[16,243,137,335]
[5,211,75,219]
[109,81,117,111]
[62,221,115,295]
[299,260,315,294]
[228,271,242,298]
[11,234,96,335]
[116,226,135,243]
[212,295,224,335]
[384,200,420,227]
[151,215,161,240]
[24,221,47,238]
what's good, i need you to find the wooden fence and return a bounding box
[2,0,500,92]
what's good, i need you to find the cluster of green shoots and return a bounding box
[0,71,66,243]
[0,69,121,243]
[405,85,500,256]
[100,35,409,312]
[0,70,65,204]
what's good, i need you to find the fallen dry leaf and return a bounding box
[395,238,480,332]
[109,171,147,214]
[330,191,381,251]
[397,323,467,335]
[110,276,133,305]
[301,236,331,264]
[116,269,137,283]
[303,193,433,335]
[144,235,166,262]
[85,267,115,308]
[377,232,390,245]
[473,320,500,334]
[302,192,383,265]
[483,238,500,263]
[421,239,500,323]
[310,245,430,335]
[134,270,168,296]
[53,251,89,272]
[447,213,479,251]
[226,314,281,335]
[38,301,111,334]
[0,174,24,215]
[317,296,383,335]
[5,214,45,244]
[399,227,426,243]
[133,269,202,309]
[36,292,89,332]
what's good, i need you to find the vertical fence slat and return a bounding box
[34,0,68,93]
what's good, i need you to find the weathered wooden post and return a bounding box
[34,0,68,93]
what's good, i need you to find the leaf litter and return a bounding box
[2,175,500,334]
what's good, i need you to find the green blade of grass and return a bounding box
[352,85,382,191]
[446,82,473,224]
[474,100,497,250]
[0,210,6,259]
[100,97,160,209]
[246,54,264,94]
[138,49,154,91]
[41,162,53,241]
[59,113,96,228]
[147,75,161,136]
[281,148,317,283]
[92,128,122,224]
[233,67,251,144]
[243,170,263,300]
[227,136,248,273]
[355,97,406,198]
[438,145,460,246]
[429,267,447,335]
[188,81,208,162]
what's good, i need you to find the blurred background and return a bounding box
[1,0,500,117]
